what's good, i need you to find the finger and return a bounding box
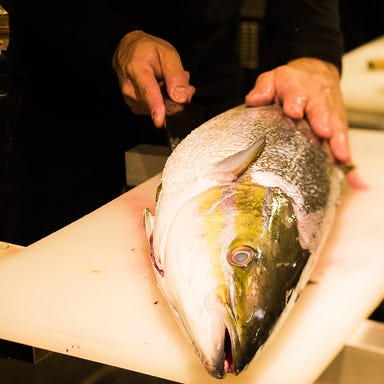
[306,94,353,164]
[162,60,195,103]
[305,91,351,163]
[122,96,147,115]
[347,169,368,190]
[133,72,166,127]
[328,98,351,163]
[281,94,307,120]
[119,77,138,102]
[119,74,164,123]
[305,98,333,140]
[329,123,350,163]
[166,81,195,104]
[119,78,148,114]
[145,81,166,128]
[245,71,276,106]
[257,67,308,119]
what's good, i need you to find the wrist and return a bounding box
[287,58,340,79]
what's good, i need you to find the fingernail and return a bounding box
[336,134,350,162]
[347,169,369,190]
[151,112,162,128]
[248,90,262,100]
[245,91,261,106]
[172,86,187,103]
[337,150,350,163]
[315,123,331,137]
[291,104,304,118]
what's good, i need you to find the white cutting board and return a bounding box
[0,129,383,384]
[341,35,384,114]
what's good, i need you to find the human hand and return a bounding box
[112,30,195,128]
[245,58,366,188]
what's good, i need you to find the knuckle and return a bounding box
[121,81,133,97]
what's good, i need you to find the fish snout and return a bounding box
[202,289,267,378]
[204,284,278,378]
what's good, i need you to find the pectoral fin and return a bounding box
[143,207,164,277]
[211,137,265,182]
[143,208,154,242]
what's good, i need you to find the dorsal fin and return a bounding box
[211,137,265,182]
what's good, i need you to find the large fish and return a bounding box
[144,103,344,379]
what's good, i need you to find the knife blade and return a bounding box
[161,84,204,150]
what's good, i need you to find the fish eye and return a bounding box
[227,246,255,267]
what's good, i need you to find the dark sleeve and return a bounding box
[259,0,344,73]
[2,0,140,89]
[2,0,138,59]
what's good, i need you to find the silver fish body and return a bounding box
[144,104,343,378]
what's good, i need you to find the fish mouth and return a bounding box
[204,324,237,379]
[223,322,254,377]
[203,307,273,379]
[205,319,252,379]
[223,327,235,374]
[200,291,263,379]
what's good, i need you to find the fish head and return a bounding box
[154,182,310,378]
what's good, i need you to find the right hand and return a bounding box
[112,30,195,128]
[245,58,367,189]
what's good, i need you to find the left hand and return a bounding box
[245,58,350,163]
